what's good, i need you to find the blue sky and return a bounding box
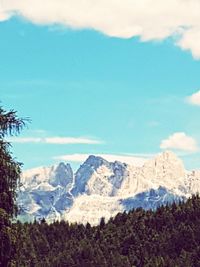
[1,6,200,170]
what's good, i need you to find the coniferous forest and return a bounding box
[1,107,200,267]
[13,195,200,267]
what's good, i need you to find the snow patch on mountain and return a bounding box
[63,194,124,225]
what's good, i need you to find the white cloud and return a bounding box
[177,27,200,59]
[160,132,198,152]
[54,153,149,166]
[8,136,102,145]
[8,137,42,143]
[187,90,200,106]
[1,0,200,58]
[45,137,102,144]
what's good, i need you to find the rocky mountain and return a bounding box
[17,151,200,225]
[72,155,130,197]
[18,163,74,222]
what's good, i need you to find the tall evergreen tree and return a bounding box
[0,106,26,266]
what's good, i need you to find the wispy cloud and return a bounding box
[8,136,103,145]
[54,153,149,166]
[1,0,200,58]
[9,137,42,143]
[160,132,198,153]
[186,90,200,106]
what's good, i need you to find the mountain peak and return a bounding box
[72,155,111,197]
[84,155,109,167]
[18,150,200,225]
[143,150,184,167]
[50,162,73,187]
[160,150,180,160]
[140,150,185,192]
[154,150,185,171]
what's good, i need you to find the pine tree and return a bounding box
[0,106,27,266]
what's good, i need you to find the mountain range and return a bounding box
[17,151,200,225]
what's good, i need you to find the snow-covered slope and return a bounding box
[17,151,200,225]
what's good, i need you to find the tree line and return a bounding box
[12,195,200,267]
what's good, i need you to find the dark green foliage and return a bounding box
[0,107,26,138]
[13,195,200,266]
[0,106,27,266]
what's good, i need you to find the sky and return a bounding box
[1,1,200,170]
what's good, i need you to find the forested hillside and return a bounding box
[13,195,200,267]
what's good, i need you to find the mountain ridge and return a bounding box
[17,151,199,224]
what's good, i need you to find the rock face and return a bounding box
[18,163,74,222]
[49,162,73,188]
[186,170,200,195]
[120,186,186,212]
[17,151,200,225]
[118,151,186,197]
[72,155,129,197]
